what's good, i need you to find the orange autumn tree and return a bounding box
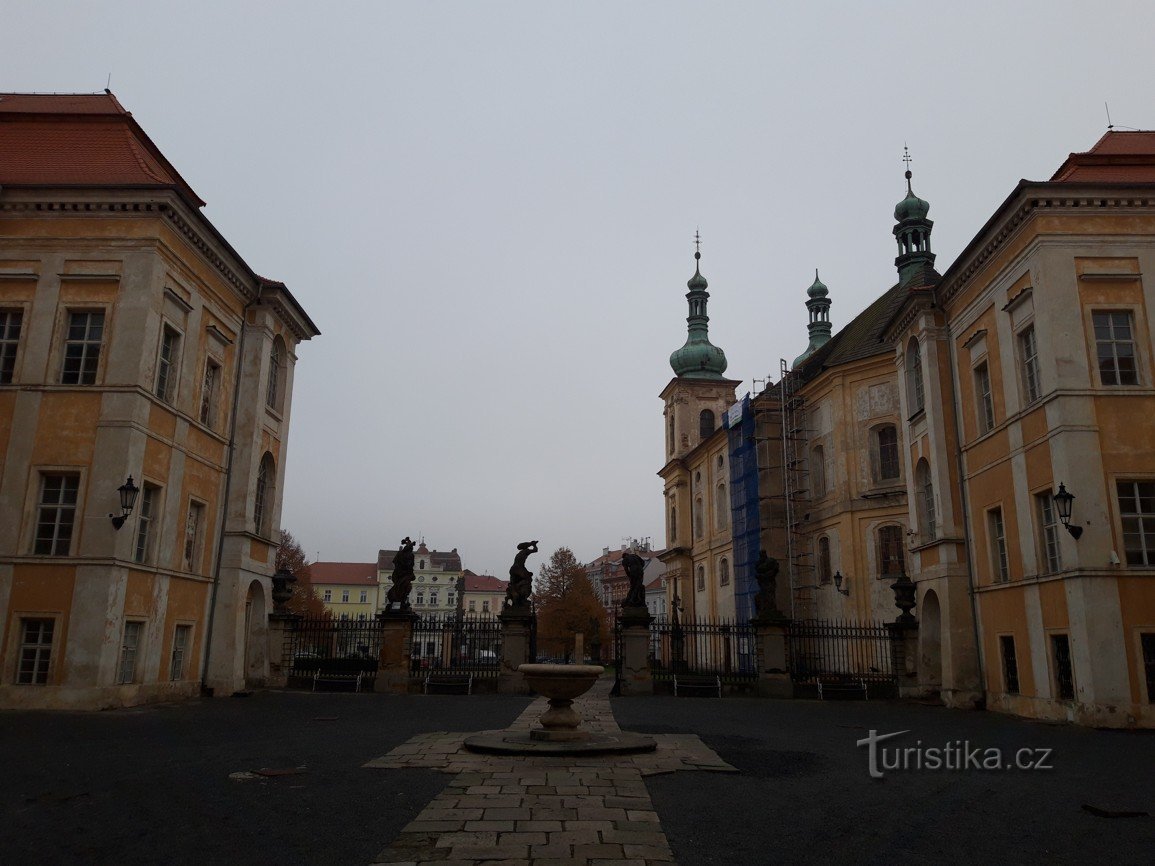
[534,546,609,661]
[275,529,328,618]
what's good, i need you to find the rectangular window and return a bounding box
[118,621,143,684]
[989,508,1009,583]
[1142,634,1155,704]
[359,589,368,603]
[975,362,995,432]
[0,309,22,384]
[415,592,424,605]
[430,591,438,606]
[1000,635,1019,694]
[156,326,181,403]
[482,600,490,613]
[341,590,350,603]
[468,600,476,612]
[170,624,191,681]
[323,589,332,602]
[877,426,900,481]
[1117,480,1155,566]
[34,473,80,556]
[1019,325,1040,404]
[200,359,220,427]
[879,525,905,576]
[447,593,455,605]
[61,310,104,385]
[1093,311,1138,385]
[134,484,159,564]
[183,501,205,571]
[1051,634,1074,700]
[1036,492,1062,574]
[17,618,54,685]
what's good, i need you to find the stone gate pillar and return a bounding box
[375,610,417,694]
[498,605,534,695]
[266,612,300,688]
[752,613,792,699]
[887,621,921,697]
[618,606,653,696]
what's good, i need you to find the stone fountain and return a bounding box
[464,663,656,756]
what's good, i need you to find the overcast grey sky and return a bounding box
[5,2,1153,576]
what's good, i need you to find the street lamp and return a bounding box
[1053,482,1083,540]
[109,475,140,530]
[832,570,850,597]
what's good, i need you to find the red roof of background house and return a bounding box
[1049,130,1155,183]
[464,572,507,592]
[0,91,205,207]
[644,576,664,592]
[309,562,378,586]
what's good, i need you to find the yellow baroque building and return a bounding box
[0,93,318,709]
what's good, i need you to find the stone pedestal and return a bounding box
[498,605,534,695]
[752,616,792,699]
[618,606,653,696]
[887,620,921,698]
[266,612,300,688]
[374,611,417,694]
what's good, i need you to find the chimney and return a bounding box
[603,547,609,557]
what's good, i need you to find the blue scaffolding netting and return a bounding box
[726,394,760,622]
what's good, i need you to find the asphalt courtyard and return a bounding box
[1,682,1152,865]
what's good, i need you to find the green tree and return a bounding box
[275,529,328,617]
[535,547,609,660]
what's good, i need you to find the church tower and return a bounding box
[893,149,937,285]
[792,270,833,367]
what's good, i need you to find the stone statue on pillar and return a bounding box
[752,550,785,623]
[386,536,416,611]
[504,540,538,610]
[622,550,648,608]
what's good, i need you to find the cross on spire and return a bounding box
[902,144,913,191]
[694,228,702,260]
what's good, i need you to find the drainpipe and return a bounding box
[200,291,260,695]
[944,319,987,707]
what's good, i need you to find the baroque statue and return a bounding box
[622,550,648,608]
[753,550,784,621]
[386,536,416,610]
[505,540,538,608]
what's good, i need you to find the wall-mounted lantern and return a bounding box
[1053,482,1083,539]
[109,476,140,530]
[832,570,850,597]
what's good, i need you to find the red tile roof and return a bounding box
[464,573,507,592]
[0,91,205,207]
[309,561,378,586]
[1050,131,1155,183]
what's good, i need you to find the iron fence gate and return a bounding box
[409,613,503,680]
[284,617,382,683]
[787,619,896,684]
[612,617,758,686]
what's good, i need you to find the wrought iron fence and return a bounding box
[787,619,895,683]
[284,616,382,670]
[409,613,503,679]
[645,617,758,683]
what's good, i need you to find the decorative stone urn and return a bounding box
[518,663,604,742]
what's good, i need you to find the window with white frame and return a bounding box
[974,361,995,432]
[0,309,22,384]
[1019,325,1041,404]
[341,590,350,603]
[1093,311,1139,385]
[1117,480,1155,565]
[481,600,489,613]
[17,618,54,685]
[34,473,80,556]
[134,483,160,564]
[61,310,104,385]
[430,591,439,606]
[916,460,936,542]
[170,624,191,681]
[359,589,368,603]
[447,592,455,605]
[989,507,1009,582]
[873,425,900,482]
[155,325,181,403]
[200,358,221,428]
[118,621,144,684]
[1036,492,1062,574]
[906,338,925,415]
[184,501,205,571]
[415,591,424,605]
[323,589,332,602]
[468,599,476,612]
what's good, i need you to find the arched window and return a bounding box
[811,445,826,498]
[699,409,715,439]
[696,565,705,591]
[719,557,730,586]
[878,525,905,575]
[916,459,936,541]
[715,482,729,530]
[906,338,925,415]
[873,425,900,481]
[419,559,425,570]
[818,536,832,583]
[668,410,675,454]
[669,503,677,543]
[266,335,287,412]
[253,452,275,536]
[694,497,704,539]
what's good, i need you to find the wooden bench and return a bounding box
[423,673,473,695]
[289,659,376,693]
[673,674,722,697]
